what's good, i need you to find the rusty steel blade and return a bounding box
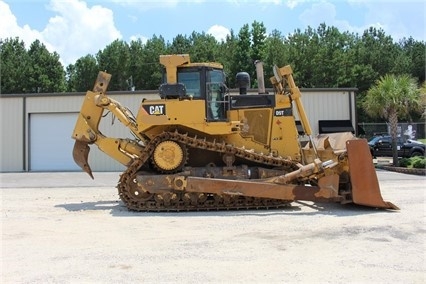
[346,139,399,210]
[73,140,94,179]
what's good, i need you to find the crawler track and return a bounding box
[117,131,302,211]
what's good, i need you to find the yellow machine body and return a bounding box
[72,54,398,211]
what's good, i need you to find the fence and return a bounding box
[358,122,426,140]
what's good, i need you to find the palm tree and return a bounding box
[420,82,426,119]
[363,74,421,166]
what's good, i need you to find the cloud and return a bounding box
[109,0,179,11]
[0,1,50,49]
[299,1,336,27]
[129,34,149,44]
[285,0,305,9]
[259,0,282,4]
[298,1,373,36]
[299,0,425,41]
[207,25,230,42]
[359,1,425,41]
[43,0,122,65]
[0,0,122,66]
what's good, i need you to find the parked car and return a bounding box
[368,135,425,158]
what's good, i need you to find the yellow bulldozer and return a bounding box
[72,54,398,211]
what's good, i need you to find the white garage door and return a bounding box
[30,113,80,171]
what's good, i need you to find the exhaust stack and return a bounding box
[255,60,266,94]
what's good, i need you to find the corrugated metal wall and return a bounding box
[296,90,355,135]
[0,97,24,171]
[0,89,355,172]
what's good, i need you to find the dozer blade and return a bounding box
[346,139,399,210]
[73,140,94,179]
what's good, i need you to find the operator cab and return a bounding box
[160,59,228,122]
[159,54,274,123]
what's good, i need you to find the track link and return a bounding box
[117,131,301,211]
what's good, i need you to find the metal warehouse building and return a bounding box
[0,88,357,172]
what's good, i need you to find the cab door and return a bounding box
[206,69,228,122]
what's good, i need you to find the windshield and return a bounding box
[368,136,407,145]
[368,136,383,144]
[178,71,201,98]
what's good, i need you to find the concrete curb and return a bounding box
[378,165,426,176]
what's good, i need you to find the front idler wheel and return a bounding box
[152,140,188,173]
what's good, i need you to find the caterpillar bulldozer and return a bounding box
[72,54,398,211]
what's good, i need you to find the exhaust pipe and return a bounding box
[254,60,266,94]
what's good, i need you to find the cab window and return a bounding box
[178,71,201,98]
[209,69,224,84]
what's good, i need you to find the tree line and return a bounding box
[1,21,425,122]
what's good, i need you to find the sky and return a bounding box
[1,0,425,66]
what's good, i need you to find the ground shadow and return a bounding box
[55,199,398,218]
[56,200,125,212]
[55,200,302,217]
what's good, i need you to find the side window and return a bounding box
[178,72,201,98]
[206,69,227,121]
[209,69,224,84]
